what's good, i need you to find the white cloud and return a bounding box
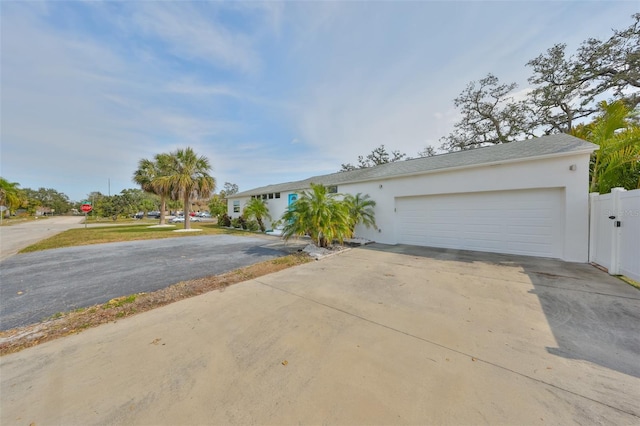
[165,81,243,98]
[0,3,253,200]
[2,1,638,201]
[287,2,639,166]
[130,2,259,73]
[227,1,285,37]
[510,87,534,103]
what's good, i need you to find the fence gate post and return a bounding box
[588,192,599,264]
[609,187,626,275]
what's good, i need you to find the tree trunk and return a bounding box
[159,195,167,225]
[184,193,190,230]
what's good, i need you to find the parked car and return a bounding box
[134,212,144,219]
[169,216,200,223]
[197,212,211,218]
[148,211,161,219]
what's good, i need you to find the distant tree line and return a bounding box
[0,179,75,217]
[1,149,240,223]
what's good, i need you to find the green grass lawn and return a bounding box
[0,216,41,226]
[20,223,248,253]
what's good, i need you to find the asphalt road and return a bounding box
[0,235,288,330]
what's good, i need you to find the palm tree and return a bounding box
[343,192,377,238]
[0,177,24,219]
[243,198,271,232]
[281,183,351,247]
[132,153,174,225]
[571,100,640,193]
[160,147,216,229]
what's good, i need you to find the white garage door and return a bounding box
[396,189,564,258]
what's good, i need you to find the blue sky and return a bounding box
[1,1,637,202]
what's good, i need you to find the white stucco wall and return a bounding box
[228,192,297,230]
[341,153,591,262]
[229,152,592,262]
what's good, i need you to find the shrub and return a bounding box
[243,198,271,232]
[245,220,260,232]
[238,215,247,229]
[281,183,351,247]
[219,213,231,227]
[231,217,242,228]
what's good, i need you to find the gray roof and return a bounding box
[231,134,597,198]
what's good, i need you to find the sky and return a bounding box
[1,1,637,202]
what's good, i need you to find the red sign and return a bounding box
[81,204,93,213]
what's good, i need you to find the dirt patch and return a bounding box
[0,253,311,356]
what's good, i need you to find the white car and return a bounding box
[170,216,200,223]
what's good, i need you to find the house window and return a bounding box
[328,185,338,193]
[262,194,267,200]
[268,193,274,199]
[275,193,281,199]
[233,201,240,213]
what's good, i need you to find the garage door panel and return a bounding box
[468,212,503,220]
[464,217,503,227]
[426,215,460,222]
[465,229,503,240]
[466,226,504,235]
[506,224,552,236]
[508,218,553,227]
[431,237,460,246]
[431,212,462,219]
[509,209,553,218]
[396,189,564,258]
[507,241,553,254]
[506,236,552,248]
[508,238,553,247]
[430,225,459,233]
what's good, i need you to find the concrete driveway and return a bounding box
[0,216,84,261]
[2,244,639,424]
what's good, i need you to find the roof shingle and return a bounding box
[232,134,597,198]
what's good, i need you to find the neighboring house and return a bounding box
[228,134,597,262]
[35,207,52,216]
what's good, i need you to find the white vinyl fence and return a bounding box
[589,188,640,282]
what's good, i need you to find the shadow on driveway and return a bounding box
[362,243,640,378]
